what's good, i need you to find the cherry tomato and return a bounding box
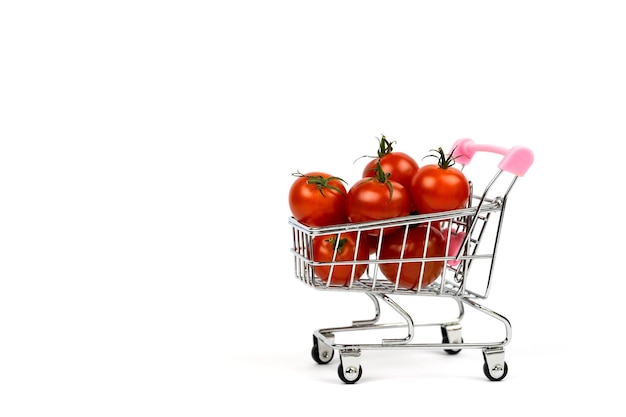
[362,134,419,190]
[289,171,348,227]
[312,231,370,286]
[410,147,470,214]
[346,161,412,236]
[379,225,446,289]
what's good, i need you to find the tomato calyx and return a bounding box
[324,236,348,253]
[374,134,395,157]
[361,159,395,201]
[354,133,395,164]
[424,146,461,169]
[292,171,347,197]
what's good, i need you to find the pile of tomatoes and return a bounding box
[288,135,471,290]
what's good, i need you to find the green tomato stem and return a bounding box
[375,134,396,157]
[292,171,347,197]
[423,146,460,169]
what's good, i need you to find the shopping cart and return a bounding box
[288,139,534,383]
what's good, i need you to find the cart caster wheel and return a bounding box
[443,338,463,355]
[338,350,362,384]
[441,324,463,355]
[482,348,508,381]
[338,362,362,384]
[311,334,334,365]
[311,344,334,365]
[483,361,508,381]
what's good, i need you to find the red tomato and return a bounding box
[346,161,412,236]
[429,221,442,231]
[379,225,446,289]
[362,135,419,190]
[312,232,370,286]
[289,171,348,227]
[410,147,470,214]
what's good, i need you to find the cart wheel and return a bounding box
[311,344,334,365]
[483,361,508,381]
[441,325,463,355]
[311,334,334,365]
[337,362,362,384]
[442,335,463,354]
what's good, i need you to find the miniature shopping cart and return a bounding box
[288,139,534,383]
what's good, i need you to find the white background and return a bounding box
[1,1,625,416]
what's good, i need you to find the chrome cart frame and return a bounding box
[289,139,533,383]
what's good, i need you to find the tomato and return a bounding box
[312,231,370,286]
[346,161,412,236]
[362,135,419,190]
[379,225,446,289]
[409,147,470,214]
[289,171,349,227]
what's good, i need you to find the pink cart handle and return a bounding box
[450,138,534,176]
